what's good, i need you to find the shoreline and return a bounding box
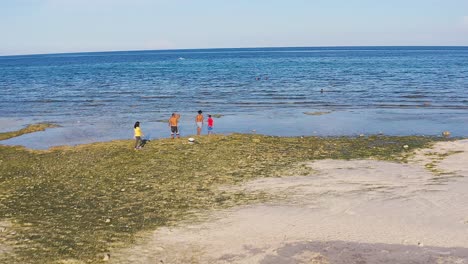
[2,107,468,150]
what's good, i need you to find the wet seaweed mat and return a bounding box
[0,133,436,263]
[0,123,58,141]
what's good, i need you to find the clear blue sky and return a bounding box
[1,0,468,55]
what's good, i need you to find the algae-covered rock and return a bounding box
[0,123,58,141]
[303,111,332,116]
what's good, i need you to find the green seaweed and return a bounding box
[0,123,58,141]
[423,150,464,175]
[0,133,438,263]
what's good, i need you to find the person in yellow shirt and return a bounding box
[168,113,181,139]
[134,121,144,149]
[195,110,204,135]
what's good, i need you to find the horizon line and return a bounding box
[1,45,468,58]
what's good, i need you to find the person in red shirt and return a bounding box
[207,115,214,135]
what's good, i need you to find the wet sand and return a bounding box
[260,241,468,264]
[111,140,468,264]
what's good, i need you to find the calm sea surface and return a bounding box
[1,47,467,148]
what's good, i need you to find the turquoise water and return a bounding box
[1,47,467,148]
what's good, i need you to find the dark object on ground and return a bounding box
[141,139,150,147]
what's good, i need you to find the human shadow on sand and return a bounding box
[221,240,468,264]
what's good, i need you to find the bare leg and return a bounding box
[134,137,141,149]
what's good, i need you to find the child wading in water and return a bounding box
[207,115,214,135]
[134,121,144,149]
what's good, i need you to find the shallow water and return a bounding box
[1,47,467,149]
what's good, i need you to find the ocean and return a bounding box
[1,46,467,149]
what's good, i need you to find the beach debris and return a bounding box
[120,188,125,192]
[359,134,365,137]
[442,131,451,137]
[188,137,195,143]
[403,145,409,149]
[417,241,424,247]
[103,253,110,261]
[105,219,111,223]
[303,111,332,116]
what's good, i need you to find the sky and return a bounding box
[1,0,468,55]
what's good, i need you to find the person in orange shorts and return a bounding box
[195,110,204,135]
[168,113,181,139]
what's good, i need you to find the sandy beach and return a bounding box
[111,140,468,264]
